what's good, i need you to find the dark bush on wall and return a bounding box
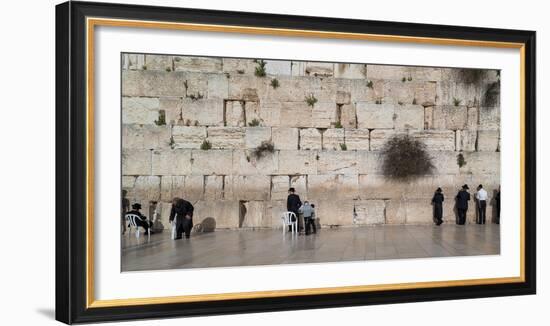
[381,134,434,180]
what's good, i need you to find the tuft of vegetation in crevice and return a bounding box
[252,141,275,160]
[366,80,374,88]
[334,121,343,129]
[412,98,417,105]
[270,78,280,89]
[339,143,347,151]
[248,118,261,127]
[236,69,245,74]
[187,92,204,101]
[253,59,267,77]
[457,153,467,168]
[305,94,318,107]
[200,140,212,150]
[381,134,434,180]
[453,97,462,106]
[154,110,166,126]
[375,98,383,105]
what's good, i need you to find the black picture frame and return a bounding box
[56,1,536,324]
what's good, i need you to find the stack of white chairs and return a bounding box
[125,213,150,239]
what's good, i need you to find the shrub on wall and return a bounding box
[381,134,434,179]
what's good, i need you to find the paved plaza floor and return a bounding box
[121,224,500,272]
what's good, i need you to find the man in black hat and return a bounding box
[126,203,153,234]
[455,185,471,225]
[475,184,488,224]
[169,197,194,239]
[286,187,302,232]
[431,187,444,226]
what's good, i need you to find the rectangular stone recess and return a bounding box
[122,57,500,228]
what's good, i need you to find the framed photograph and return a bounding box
[56,1,536,324]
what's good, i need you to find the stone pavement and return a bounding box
[121,224,500,272]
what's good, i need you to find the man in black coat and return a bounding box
[126,203,153,233]
[169,197,194,239]
[431,187,444,226]
[286,188,302,232]
[455,184,471,225]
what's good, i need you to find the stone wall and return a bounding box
[121,53,501,229]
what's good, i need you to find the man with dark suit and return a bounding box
[126,203,153,234]
[286,187,302,232]
[169,197,194,239]
[455,184,471,225]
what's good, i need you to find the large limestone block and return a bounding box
[430,151,460,175]
[411,130,456,151]
[317,151,358,175]
[227,75,261,101]
[207,127,245,149]
[225,100,245,127]
[316,199,355,226]
[349,79,372,103]
[173,56,222,73]
[160,176,186,202]
[466,107,479,130]
[358,175,399,200]
[122,149,151,175]
[122,70,186,97]
[369,130,400,151]
[171,126,207,149]
[245,102,261,125]
[240,201,271,228]
[224,175,271,201]
[182,72,209,98]
[207,73,229,99]
[290,175,308,199]
[459,152,500,175]
[404,199,434,224]
[433,105,468,130]
[322,128,345,150]
[305,62,334,77]
[122,125,171,150]
[183,176,205,202]
[308,174,359,200]
[477,130,500,152]
[191,150,233,175]
[264,60,292,76]
[122,53,145,70]
[204,175,225,200]
[366,65,443,82]
[151,149,192,175]
[277,150,318,175]
[268,201,288,228]
[280,102,313,128]
[358,151,384,174]
[222,58,257,75]
[334,63,367,79]
[122,97,160,124]
[372,80,436,106]
[336,90,351,105]
[440,68,500,84]
[271,176,290,201]
[291,61,307,76]
[435,81,482,107]
[245,127,272,149]
[159,98,183,125]
[424,106,434,129]
[478,107,500,130]
[232,149,278,175]
[458,130,477,152]
[354,200,386,225]
[345,129,370,150]
[356,102,395,129]
[259,102,282,127]
[299,128,322,150]
[385,199,407,224]
[394,105,424,130]
[194,200,240,229]
[144,55,172,71]
[133,176,161,201]
[312,102,338,128]
[340,104,357,128]
[181,98,224,126]
[122,176,136,189]
[272,127,299,150]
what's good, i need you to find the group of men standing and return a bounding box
[432,184,501,226]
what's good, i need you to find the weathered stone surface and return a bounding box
[435,81,482,107]
[305,62,334,76]
[194,200,240,229]
[424,106,434,129]
[207,127,245,149]
[354,200,386,225]
[207,73,229,99]
[204,175,225,200]
[459,152,500,175]
[312,102,338,128]
[466,107,479,130]
[272,127,299,150]
[268,200,288,228]
[316,199,354,226]
[245,127,272,149]
[317,151,358,175]
[225,175,271,201]
[122,97,160,124]
[173,56,222,73]
[322,128,345,150]
[277,150,317,175]
[182,72,208,97]
[334,63,367,79]
[191,150,233,175]
[160,176,186,201]
[356,102,394,129]
[144,55,172,71]
[258,102,282,127]
[240,201,271,228]
[245,101,261,125]
[122,70,186,97]
[151,149,192,175]
[478,107,500,130]
[122,149,151,175]
[232,150,278,175]
[458,130,477,152]
[122,125,171,150]
[299,128,322,150]
[369,130,400,151]
[182,176,205,202]
[227,75,261,101]
[394,105,424,130]
[477,130,499,152]
[289,175,308,199]
[433,105,468,130]
[412,130,456,151]
[403,199,434,224]
[291,61,307,76]
[358,151,384,174]
[122,176,136,189]
[385,199,406,224]
[264,60,292,76]
[430,151,460,175]
[133,176,161,201]
[123,53,145,70]
[371,80,436,106]
[367,65,443,82]
[308,174,358,200]
[171,126,206,149]
[349,79,372,102]
[225,100,245,127]
[336,91,351,105]
[158,98,183,125]
[340,104,357,128]
[271,176,290,201]
[344,129,369,150]
[181,99,224,126]
[222,58,257,75]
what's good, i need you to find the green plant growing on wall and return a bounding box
[174,57,181,62]
[457,153,467,168]
[366,80,374,88]
[453,97,462,106]
[339,143,347,151]
[375,98,383,104]
[252,141,275,159]
[187,93,204,101]
[165,67,171,72]
[407,76,412,81]
[305,94,318,107]
[154,110,166,126]
[254,59,267,77]
[412,98,417,105]
[398,101,404,105]
[200,140,212,150]
[334,121,343,128]
[237,69,245,74]
[169,136,175,149]
[381,134,434,180]
[270,78,280,89]
[402,77,407,82]
[248,118,261,127]
[142,65,147,70]
[194,120,199,126]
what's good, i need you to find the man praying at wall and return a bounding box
[476,184,488,224]
[169,197,194,240]
[286,188,302,232]
[455,184,471,225]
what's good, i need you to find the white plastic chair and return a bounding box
[125,213,150,238]
[281,212,298,235]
